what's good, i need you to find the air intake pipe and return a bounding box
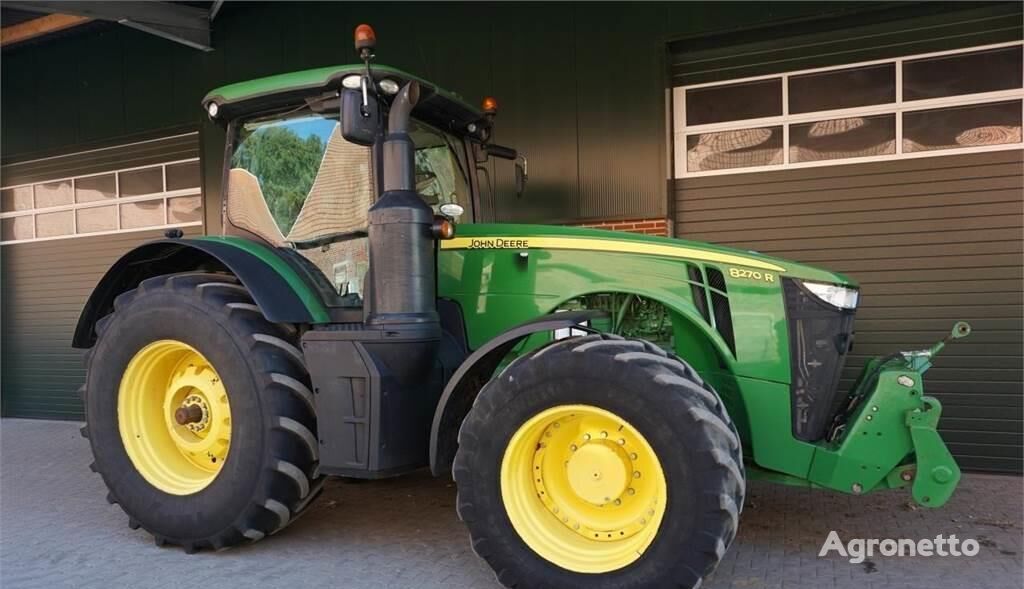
[365,81,439,329]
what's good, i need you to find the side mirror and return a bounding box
[341,88,378,146]
[514,156,528,197]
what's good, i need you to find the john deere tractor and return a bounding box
[74,26,968,588]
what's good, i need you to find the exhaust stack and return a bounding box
[365,80,439,329]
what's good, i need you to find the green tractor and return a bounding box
[74,26,969,588]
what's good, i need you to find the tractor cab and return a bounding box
[203,60,513,306]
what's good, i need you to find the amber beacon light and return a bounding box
[482,96,498,115]
[354,24,376,56]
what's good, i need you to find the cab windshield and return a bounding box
[225,98,471,301]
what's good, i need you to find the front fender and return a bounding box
[72,236,329,348]
[428,310,606,477]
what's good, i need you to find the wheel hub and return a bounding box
[565,443,629,505]
[118,340,232,495]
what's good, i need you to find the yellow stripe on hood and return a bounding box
[440,236,786,272]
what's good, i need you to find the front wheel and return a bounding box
[454,334,744,589]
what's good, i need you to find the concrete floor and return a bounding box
[1,418,1020,589]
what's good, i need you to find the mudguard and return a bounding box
[72,236,328,348]
[429,309,606,477]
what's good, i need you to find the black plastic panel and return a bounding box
[783,278,856,442]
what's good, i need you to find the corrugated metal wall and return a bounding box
[1,134,201,420]
[674,150,1024,473]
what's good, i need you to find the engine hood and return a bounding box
[444,223,856,287]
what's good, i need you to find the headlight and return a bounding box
[802,281,859,310]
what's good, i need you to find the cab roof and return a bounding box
[202,64,486,137]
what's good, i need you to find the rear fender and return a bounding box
[72,237,329,348]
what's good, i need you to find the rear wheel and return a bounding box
[82,272,322,551]
[454,334,744,588]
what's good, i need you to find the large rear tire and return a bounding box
[454,334,744,588]
[81,272,322,552]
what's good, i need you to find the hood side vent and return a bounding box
[687,264,712,325]
[706,267,736,356]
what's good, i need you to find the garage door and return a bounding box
[1,132,203,420]
[670,7,1023,473]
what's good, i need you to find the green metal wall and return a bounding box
[2,1,865,225]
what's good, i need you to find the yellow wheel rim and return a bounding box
[118,340,232,495]
[501,404,668,573]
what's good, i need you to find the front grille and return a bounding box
[783,278,856,442]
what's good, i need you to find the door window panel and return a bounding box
[1,186,33,212]
[903,100,1023,153]
[76,205,117,233]
[119,167,164,197]
[686,126,783,172]
[120,201,165,229]
[789,63,895,114]
[686,78,782,125]
[1,216,33,240]
[166,161,201,191]
[75,174,116,203]
[34,180,73,208]
[36,210,74,237]
[790,114,896,163]
[904,46,1024,101]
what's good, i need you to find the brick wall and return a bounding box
[572,217,669,236]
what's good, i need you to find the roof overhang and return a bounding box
[3,1,213,51]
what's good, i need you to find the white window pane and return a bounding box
[1,216,33,241]
[76,205,118,234]
[686,126,783,172]
[790,114,896,163]
[36,210,74,237]
[686,78,782,125]
[166,161,200,191]
[34,180,73,208]
[904,46,1023,101]
[119,167,163,197]
[120,201,165,229]
[168,195,202,224]
[75,174,116,203]
[789,63,894,114]
[904,100,1023,153]
[1,186,33,212]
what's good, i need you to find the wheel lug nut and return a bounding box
[617,438,625,445]
[630,453,638,460]
[614,499,622,505]
[633,471,641,479]
[583,434,591,441]
[600,431,607,438]
[627,488,636,495]
[570,444,578,451]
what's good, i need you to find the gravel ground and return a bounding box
[1,418,1020,589]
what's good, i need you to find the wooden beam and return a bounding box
[1,13,91,47]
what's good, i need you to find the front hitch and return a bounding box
[809,322,970,507]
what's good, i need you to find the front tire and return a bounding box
[82,272,322,551]
[454,334,744,588]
